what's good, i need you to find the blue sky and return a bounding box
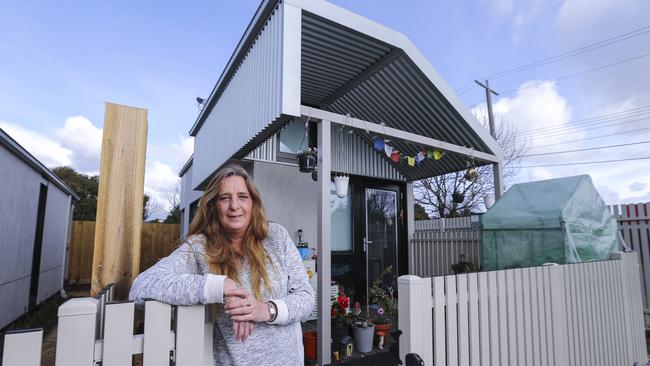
[1,0,649,212]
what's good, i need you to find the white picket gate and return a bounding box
[398,251,647,366]
[2,290,214,366]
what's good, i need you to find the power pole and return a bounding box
[474,79,504,199]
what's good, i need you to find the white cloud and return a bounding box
[473,81,574,153]
[554,0,648,42]
[55,116,103,174]
[629,182,647,192]
[0,120,73,167]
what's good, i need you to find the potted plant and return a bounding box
[452,191,464,204]
[368,266,398,341]
[331,286,354,345]
[297,147,317,173]
[352,316,375,353]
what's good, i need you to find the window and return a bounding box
[277,118,317,163]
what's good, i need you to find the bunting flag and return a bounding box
[373,136,384,152]
[384,144,393,158]
[427,149,434,159]
[416,151,425,165]
[390,150,400,162]
[407,156,415,166]
[433,149,443,160]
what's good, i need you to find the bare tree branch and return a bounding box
[414,112,528,218]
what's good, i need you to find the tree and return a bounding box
[414,115,527,218]
[53,166,151,221]
[414,203,430,221]
[52,167,99,220]
[164,188,181,223]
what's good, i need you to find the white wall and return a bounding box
[252,161,318,248]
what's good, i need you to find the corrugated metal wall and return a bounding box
[331,125,405,181]
[192,4,284,188]
[244,123,405,181]
[246,135,277,161]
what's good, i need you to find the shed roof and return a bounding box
[0,128,80,201]
[190,0,503,182]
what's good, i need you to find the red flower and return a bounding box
[337,295,349,311]
[331,307,337,317]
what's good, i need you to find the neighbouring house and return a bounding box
[0,128,79,329]
[178,0,503,363]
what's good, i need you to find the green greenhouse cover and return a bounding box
[481,175,619,270]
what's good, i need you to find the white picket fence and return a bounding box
[2,288,215,366]
[398,251,647,366]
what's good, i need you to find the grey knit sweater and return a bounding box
[128,222,315,366]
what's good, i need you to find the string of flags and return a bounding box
[373,136,443,167]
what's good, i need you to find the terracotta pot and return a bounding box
[303,330,317,360]
[374,323,392,334]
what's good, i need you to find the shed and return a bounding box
[481,175,619,270]
[0,128,79,328]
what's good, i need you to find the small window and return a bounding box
[277,118,317,163]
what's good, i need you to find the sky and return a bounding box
[1,0,649,215]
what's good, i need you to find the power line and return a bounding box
[528,126,650,149]
[517,105,650,136]
[521,140,650,157]
[517,116,650,141]
[454,24,650,93]
[498,51,650,96]
[519,156,650,168]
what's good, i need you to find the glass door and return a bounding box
[364,188,398,308]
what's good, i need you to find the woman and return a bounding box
[129,164,315,366]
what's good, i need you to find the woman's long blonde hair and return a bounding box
[186,164,272,300]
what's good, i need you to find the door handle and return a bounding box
[363,238,373,252]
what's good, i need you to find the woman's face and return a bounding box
[216,176,253,237]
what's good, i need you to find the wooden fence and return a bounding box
[67,221,180,285]
[398,251,647,366]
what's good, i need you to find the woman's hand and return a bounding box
[224,288,271,323]
[222,279,254,342]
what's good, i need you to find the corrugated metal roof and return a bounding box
[300,10,493,181]
[191,0,502,183]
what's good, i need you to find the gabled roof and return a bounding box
[190,0,503,184]
[0,128,80,201]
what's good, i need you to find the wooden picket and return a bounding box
[67,221,180,285]
[399,252,647,366]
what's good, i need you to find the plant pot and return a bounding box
[303,330,317,360]
[334,175,349,198]
[332,323,349,345]
[374,323,392,334]
[298,247,310,260]
[297,150,317,173]
[353,324,375,353]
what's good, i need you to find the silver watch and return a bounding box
[267,301,278,322]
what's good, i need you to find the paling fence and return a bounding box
[410,216,481,277]
[611,202,650,308]
[398,251,647,366]
[67,221,180,285]
[2,285,214,366]
[411,203,650,308]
